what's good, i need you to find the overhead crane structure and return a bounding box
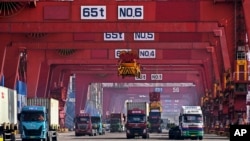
[0,0,250,134]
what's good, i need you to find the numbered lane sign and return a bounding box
[135,74,146,80]
[139,49,156,58]
[134,32,155,41]
[118,6,143,20]
[151,74,162,80]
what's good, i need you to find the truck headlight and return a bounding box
[126,130,130,134]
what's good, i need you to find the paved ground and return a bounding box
[15,130,229,141]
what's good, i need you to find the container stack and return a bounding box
[148,91,162,133]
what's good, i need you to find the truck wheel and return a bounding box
[199,136,203,140]
[52,136,57,141]
[10,133,16,141]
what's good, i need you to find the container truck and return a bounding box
[0,86,18,141]
[110,113,125,132]
[125,102,149,139]
[148,92,162,133]
[91,114,105,135]
[179,106,204,140]
[74,113,97,136]
[148,111,162,133]
[18,98,59,141]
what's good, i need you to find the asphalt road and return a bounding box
[58,131,229,141]
[16,130,229,141]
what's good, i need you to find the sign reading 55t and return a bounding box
[118,6,143,20]
[81,6,106,20]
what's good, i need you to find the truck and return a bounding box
[125,102,149,139]
[0,86,18,141]
[91,115,105,135]
[179,106,204,140]
[18,98,59,141]
[110,113,125,132]
[148,111,162,133]
[74,113,97,136]
[148,92,162,133]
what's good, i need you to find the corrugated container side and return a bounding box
[50,98,59,126]
[27,98,59,126]
[8,88,17,124]
[17,94,27,113]
[27,98,50,108]
[127,102,147,112]
[0,86,9,123]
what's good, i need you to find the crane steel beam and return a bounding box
[13,42,211,50]
[243,0,250,47]
[0,22,219,33]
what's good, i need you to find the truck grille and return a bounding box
[78,124,88,130]
[23,126,42,136]
[131,128,143,134]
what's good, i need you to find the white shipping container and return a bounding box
[27,98,59,126]
[0,86,9,123]
[8,88,17,124]
[0,86,17,124]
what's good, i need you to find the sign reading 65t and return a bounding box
[81,6,106,20]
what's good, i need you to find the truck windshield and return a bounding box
[183,114,202,123]
[111,119,120,124]
[77,117,90,123]
[127,115,145,123]
[22,112,45,122]
[91,117,100,123]
[149,118,160,123]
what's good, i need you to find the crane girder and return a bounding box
[0,22,219,33]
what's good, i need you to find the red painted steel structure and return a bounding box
[0,0,250,129]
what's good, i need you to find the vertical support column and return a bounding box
[61,70,71,90]
[3,47,20,89]
[48,65,62,92]
[75,73,91,115]
[102,89,113,118]
[27,50,44,98]
[0,44,6,85]
[36,61,50,97]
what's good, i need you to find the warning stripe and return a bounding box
[122,67,135,75]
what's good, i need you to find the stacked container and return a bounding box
[148,92,162,133]
[149,92,162,112]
